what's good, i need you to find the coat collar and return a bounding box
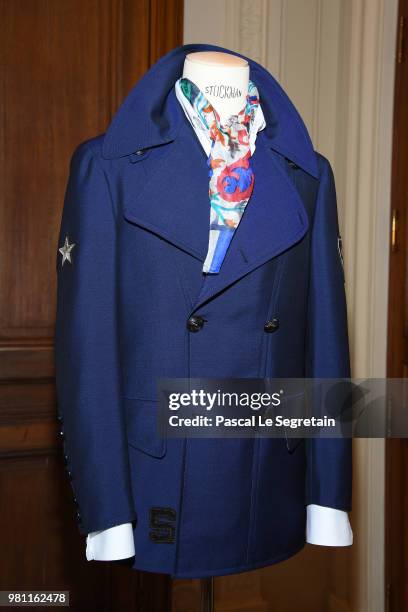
[121,118,313,311]
[102,43,319,179]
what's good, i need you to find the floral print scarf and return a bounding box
[178,77,261,274]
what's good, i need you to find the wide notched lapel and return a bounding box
[122,119,311,312]
[122,120,210,262]
[191,134,311,310]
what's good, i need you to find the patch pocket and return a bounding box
[123,397,166,458]
[281,390,306,454]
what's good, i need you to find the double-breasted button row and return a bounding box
[187,315,205,332]
[187,316,279,333]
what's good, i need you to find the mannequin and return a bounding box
[182,51,249,121]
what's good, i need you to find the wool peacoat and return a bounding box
[54,42,352,578]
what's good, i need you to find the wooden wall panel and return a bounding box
[1,0,112,342]
[0,0,183,378]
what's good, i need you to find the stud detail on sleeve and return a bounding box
[59,235,76,266]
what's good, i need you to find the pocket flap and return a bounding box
[123,398,166,458]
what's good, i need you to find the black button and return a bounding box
[264,318,279,333]
[286,158,299,170]
[76,510,82,523]
[187,315,205,332]
[67,469,72,480]
[57,413,63,422]
[59,429,64,437]
[63,453,69,464]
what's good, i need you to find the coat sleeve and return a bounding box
[305,153,352,512]
[54,139,136,535]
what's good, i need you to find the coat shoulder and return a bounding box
[313,151,335,182]
[70,133,106,164]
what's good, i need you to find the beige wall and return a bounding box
[183,1,398,611]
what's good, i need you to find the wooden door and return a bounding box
[0,1,182,610]
[386,0,408,610]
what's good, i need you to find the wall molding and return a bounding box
[339,1,398,611]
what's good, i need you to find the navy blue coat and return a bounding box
[54,43,352,578]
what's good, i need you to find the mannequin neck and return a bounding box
[182,52,249,123]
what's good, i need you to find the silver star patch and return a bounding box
[59,235,76,266]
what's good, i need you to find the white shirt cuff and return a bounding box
[306,504,353,546]
[86,523,135,561]
[85,506,352,560]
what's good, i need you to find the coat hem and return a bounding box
[132,538,306,579]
